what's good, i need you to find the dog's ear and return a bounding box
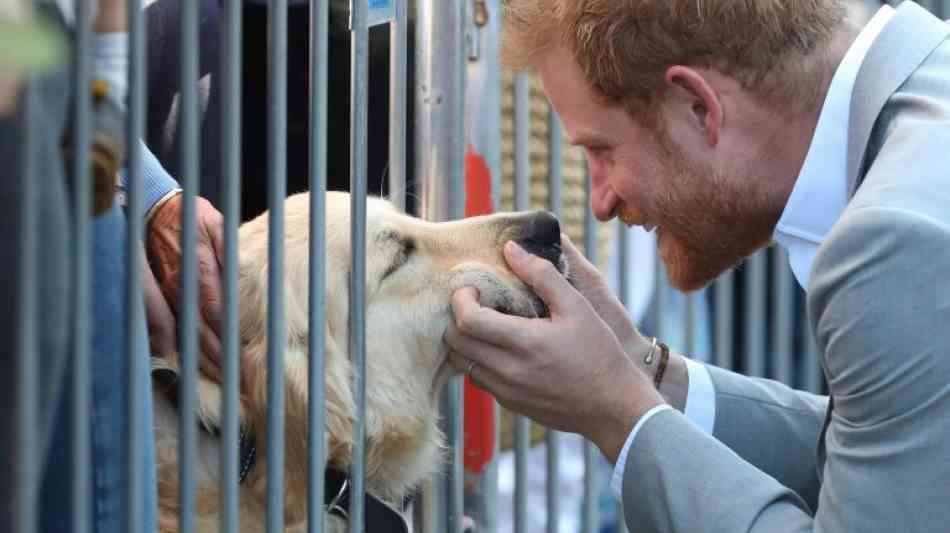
[288,325,357,465]
[240,324,356,462]
[239,325,358,475]
[321,328,357,466]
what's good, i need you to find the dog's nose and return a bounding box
[524,211,560,247]
[516,211,562,269]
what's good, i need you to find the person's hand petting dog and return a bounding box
[445,235,682,463]
[146,193,227,382]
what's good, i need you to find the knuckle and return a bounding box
[526,258,553,279]
[455,311,477,336]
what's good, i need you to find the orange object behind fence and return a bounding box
[463,145,496,476]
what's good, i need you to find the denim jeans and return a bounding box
[39,204,157,533]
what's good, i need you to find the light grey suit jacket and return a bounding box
[621,3,950,531]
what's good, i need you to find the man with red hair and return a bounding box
[446,1,950,531]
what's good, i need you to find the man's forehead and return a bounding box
[534,51,625,145]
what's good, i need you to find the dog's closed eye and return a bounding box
[380,231,416,280]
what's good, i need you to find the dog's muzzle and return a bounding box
[514,211,563,270]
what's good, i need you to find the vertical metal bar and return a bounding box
[685,293,697,356]
[802,311,823,394]
[772,248,794,385]
[743,250,767,377]
[615,219,631,533]
[545,109,562,533]
[72,2,94,532]
[308,0,329,530]
[581,170,599,533]
[125,1,146,532]
[416,0,468,220]
[417,0,467,530]
[547,112,562,218]
[464,1,503,529]
[514,417,530,533]
[652,251,667,341]
[178,0,201,530]
[714,270,735,370]
[514,74,530,213]
[389,0,407,211]
[267,0,289,532]
[618,222,630,313]
[512,70,531,533]
[544,431,559,532]
[14,73,38,533]
[349,0,369,531]
[220,0,243,532]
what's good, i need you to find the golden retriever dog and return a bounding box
[152,191,567,532]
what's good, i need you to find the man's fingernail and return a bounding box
[506,240,528,261]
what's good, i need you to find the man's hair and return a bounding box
[502,0,847,116]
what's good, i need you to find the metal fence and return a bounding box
[8,0,950,532]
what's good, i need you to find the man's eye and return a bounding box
[587,145,608,156]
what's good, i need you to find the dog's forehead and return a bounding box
[366,196,404,232]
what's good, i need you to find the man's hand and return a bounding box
[444,240,665,463]
[560,234,689,412]
[560,234,651,361]
[141,246,177,357]
[147,193,224,382]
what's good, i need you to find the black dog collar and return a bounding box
[238,426,257,485]
[237,434,406,533]
[325,468,410,533]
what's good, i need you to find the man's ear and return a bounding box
[664,65,723,147]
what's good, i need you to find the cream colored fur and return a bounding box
[153,191,563,532]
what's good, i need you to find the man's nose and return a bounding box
[515,211,562,268]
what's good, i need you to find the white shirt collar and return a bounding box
[773,5,895,289]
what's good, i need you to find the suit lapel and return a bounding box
[846,1,950,195]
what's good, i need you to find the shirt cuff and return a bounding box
[609,358,718,499]
[610,404,674,498]
[683,357,716,435]
[118,141,181,220]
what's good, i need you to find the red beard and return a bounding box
[651,138,781,292]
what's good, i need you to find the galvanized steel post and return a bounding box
[125,2,147,531]
[771,248,795,385]
[714,271,735,371]
[14,73,38,533]
[743,251,767,377]
[71,2,94,532]
[616,220,631,533]
[512,70,531,533]
[220,1,243,532]
[416,0,468,530]
[389,0,408,211]
[177,0,201,531]
[267,1,289,532]
[308,0,330,531]
[349,0,370,531]
[463,0,504,529]
[581,171,600,533]
[546,110,563,533]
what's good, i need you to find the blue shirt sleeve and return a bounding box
[119,140,180,217]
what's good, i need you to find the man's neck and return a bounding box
[767,18,863,215]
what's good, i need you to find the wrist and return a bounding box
[632,338,689,412]
[657,350,688,412]
[588,364,665,464]
[145,188,182,231]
